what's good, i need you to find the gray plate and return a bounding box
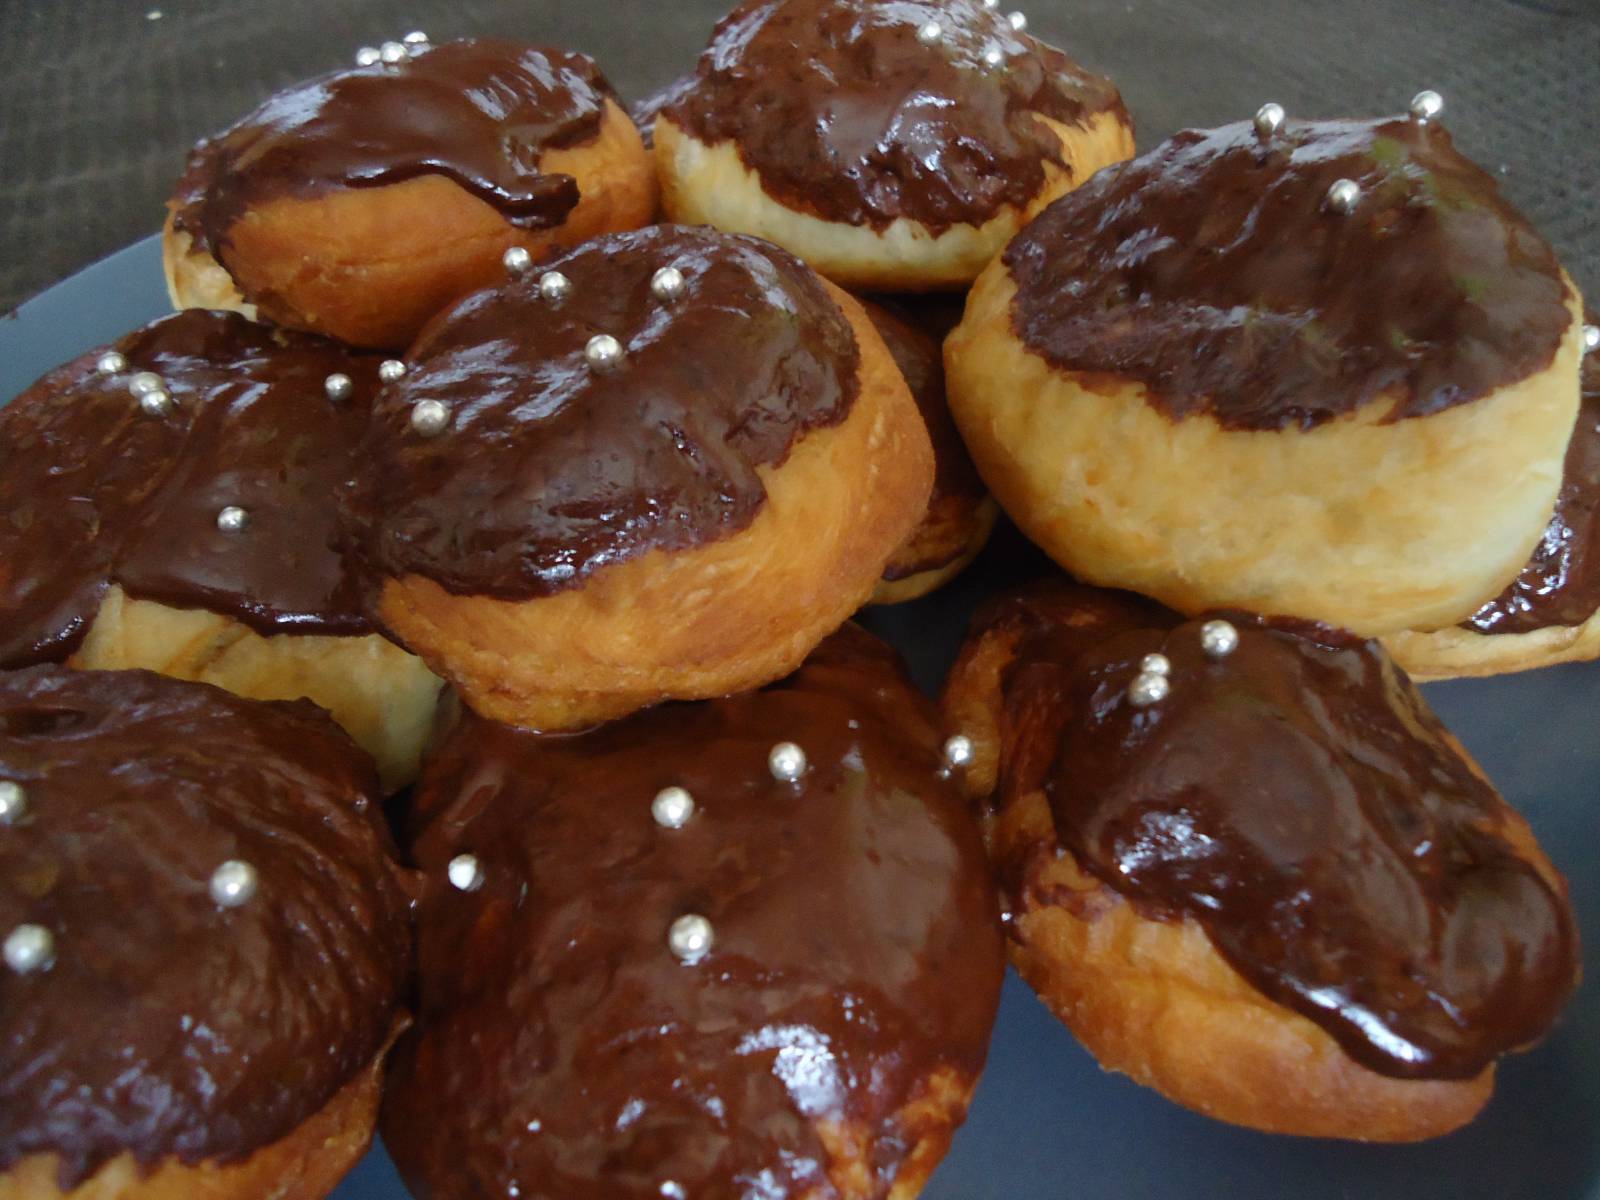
[2,236,1595,1200]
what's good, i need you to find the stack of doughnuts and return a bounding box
[0,1,1592,1194]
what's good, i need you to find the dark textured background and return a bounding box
[0,0,1597,312]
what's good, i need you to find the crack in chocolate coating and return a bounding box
[0,666,410,1188]
[1003,116,1574,431]
[977,584,1578,1080]
[171,39,616,257]
[0,310,380,668]
[1464,319,1600,633]
[859,295,986,580]
[345,225,860,599]
[386,625,1004,1198]
[663,0,1127,232]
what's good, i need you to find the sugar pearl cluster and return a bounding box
[1126,619,1239,707]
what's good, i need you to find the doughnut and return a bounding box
[384,624,1004,1199]
[655,0,1134,291]
[1385,314,1600,677]
[0,666,411,1198]
[859,295,998,604]
[946,107,1587,636]
[165,37,656,349]
[0,310,443,789]
[941,580,1580,1141]
[345,224,933,730]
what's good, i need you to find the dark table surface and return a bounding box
[1,0,1597,314]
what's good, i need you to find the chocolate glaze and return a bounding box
[385,625,1004,1198]
[859,296,987,580]
[1003,116,1574,431]
[664,0,1127,232]
[1465,320,1600,633]
[172,40,615,256]
[0,310,379,668]
[971,582,1578,1079]
[345,224,860,599]
[0,666,410,1187]
[630,74,697,150]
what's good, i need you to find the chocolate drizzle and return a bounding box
[1464,320,1600,633]
[345,225,860,599]
[171,39,616,254]
[0,309,379,668]
[664,0,1127,231]
[384,625,1004,1198]
[976,583,1578,1079]
[0,666,410,1187]
[1003,116,1574,431]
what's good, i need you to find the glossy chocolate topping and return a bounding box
[346,224,860,598]
[0,310,379,668]
[630,73,697,149]
[973,583,1578,1079]
[0,666,410,1187]
[1003,116,1574,431]
[860,296,987,579]
[1465,322,1600,633]
[172,39,615,255]
[385,625,1004,1198]
[664,0,1127,232]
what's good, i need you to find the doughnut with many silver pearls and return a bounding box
[448,854,484,891]
[209,859,259,908]
[668,913,714,963]
[768,741,808,782]
[3,924,53,974]
[1200,619,1240,658]
[0,780,26,825]
[651,786,695,829]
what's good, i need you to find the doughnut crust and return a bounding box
[946,115,1584,636]
[165,42,655,348]
[350,227,933,730]
[384,625,1003,1198]
[941,583,1578,1140]
[656,0,1133,290]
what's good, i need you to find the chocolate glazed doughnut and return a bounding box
[345,224,933,731]
[0,310,443,790]
[0,666,411,1199]
[941,581,1580,1141]
[859,295,998,604]
[384,625,1004,1199]
[946,111,1586,635]
[165,38,656,348]
[1385,313,1600,677]
[656,0,1134,290]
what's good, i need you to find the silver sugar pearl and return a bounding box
[215,506,250,533]
[402,30,430,46]
[1410,89,1444,122]
[660,1184,688,1200]
[768,741,808,783]
[355,46,381,67]
[942,735,974,769]
[95,351,127,374]
[981,44,1006,68]
[1139,652,1172,677]
[324,372,353,402]
[585,334,624,371]
[1200,619,1240,658]
[538,270,572,304]
[4,924,53,974]
[410,399,451,437]
[1007,10,1028,30]
[982,0,1001,8]
[503,245,533,275]
[0,781,27,825]
[650,265,686,302]
[380,40,409,64]
[917,20,944,44]
[1254,102,1285,138]
[668,913,714,963]
[1583,324,1599,353]
[128,371,165,397]
[209,860,258,908]
[1127,672,1170,707]
[447,853,484,891]
[139,389,174,417]
[378,358,408,383]
[1324,178,1362,214]
[651,786,696,829]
